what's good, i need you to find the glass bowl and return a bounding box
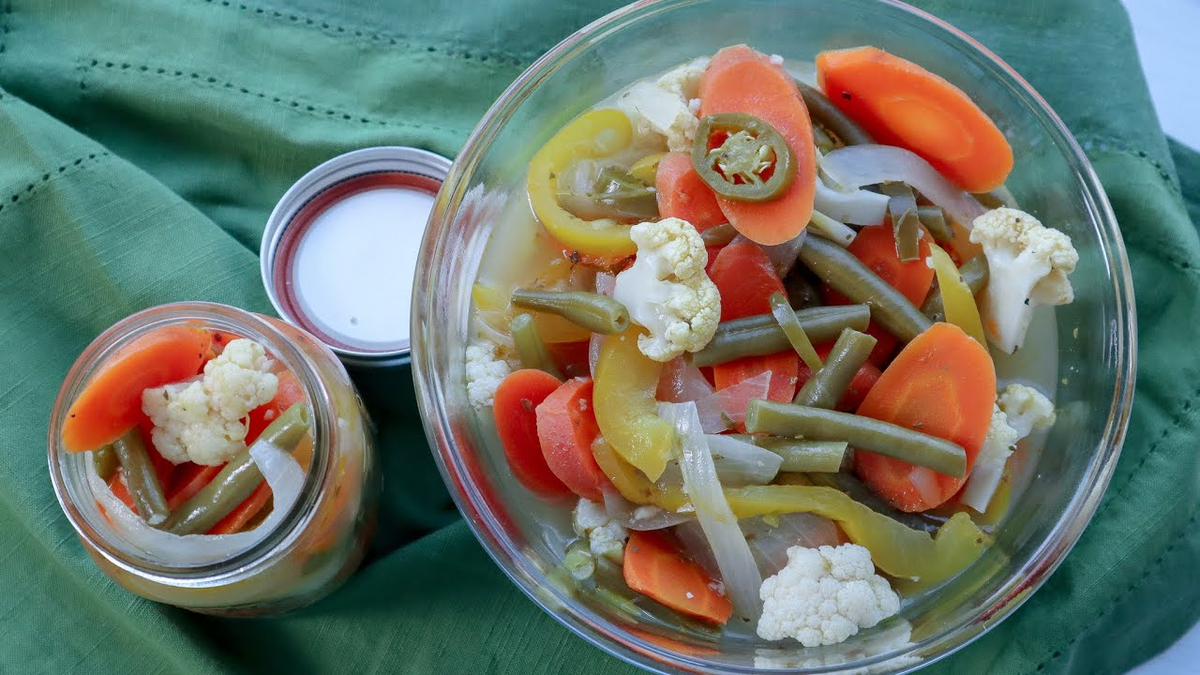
[411,0,1136,672]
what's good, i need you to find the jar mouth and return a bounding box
[48,302,333,584]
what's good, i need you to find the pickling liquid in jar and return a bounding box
[48,302,380,616]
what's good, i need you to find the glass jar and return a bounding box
[48,302,379,616]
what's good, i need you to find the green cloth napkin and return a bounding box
[1,0,1196,673]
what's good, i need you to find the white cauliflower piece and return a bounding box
[612,218,721,362]
[969,207,1079,353]
[615,57,709,152]
[572,498,628,564]
[999,382,1057,437]
[960,384,1056,512]
[758,544,900,647]
[754,620,918,674]
[142,339,279,466]
[465,339,512,409]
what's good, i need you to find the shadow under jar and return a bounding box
[48,302,379,616]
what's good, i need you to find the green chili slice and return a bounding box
[768,292,822,371]
[879,183,922,262]
[691,113,795,202]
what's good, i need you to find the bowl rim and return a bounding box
[412,0,1138,672]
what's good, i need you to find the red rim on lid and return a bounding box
[260,147,452,367]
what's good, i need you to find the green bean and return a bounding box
[510,289,630,335]
[692,304,870,367]
[796,80,874,146]
[93,445,118,482]
[160,403,310,535]
[921,255,990,322]
[783,266,823,310]
[733,435,847,473]
[588,167,659,221]
[700,222,738,247]
[805,471,940,533]
[808,209,856,247]
[917,206,954,243]
[768,292,823,371]
[744,400,967,478]
[879,183,922,262]
[510,313,563,379]
[798,234,932,342]
[112,428,170,526]
[793,328,876,408]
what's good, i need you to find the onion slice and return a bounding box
[741,513,841,577]
[662,401,763,624]
[821,145,988,227]
[602,489,693,531]
[702,434,782,487]
[656,356,715,403]
[694,370,772,433]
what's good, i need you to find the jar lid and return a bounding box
[260,147,451,368]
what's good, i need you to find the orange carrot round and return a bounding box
[816,46,1014,192]
[699,45,816,246]
[535,377,610,500]
[494,369,574,499]
[709,240,799,401]
[655,153,726,231]
[854,322,996,511]
[623,530,733,625]
[62,325,212,453]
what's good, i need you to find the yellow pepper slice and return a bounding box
[592,437,688,511]
[527,109,638,259]
[928,242,988,346]
[593,327,675,481]
[628,152,666,185]
[724,484,988,587]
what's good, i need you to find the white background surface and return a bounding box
[1118,1,1198,673]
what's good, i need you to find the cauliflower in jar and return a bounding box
[969,207,1079,354]
[572,498,628,565]
[142,339,279,466]
[612,217,721,362]
[758,543,900,647]
[614,57,710,152]
[465,339,515,409]
[960,383,1056,513]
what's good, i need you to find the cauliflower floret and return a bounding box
[572,498,628,564]
[960,384,1056,512]
[754,620,918,674]
[969,207,1079,353]
[465,339,512,409]
[615,57,709,152]
[758,544,900,647]
[612,218,721,362]
[999,382,1057,437]
[142,339,279,466]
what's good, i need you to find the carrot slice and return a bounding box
[816,46,1014,192]
[655,153,726,231]
[245,369,306,444]
[623,530,733,625]
[493,369,573,498]
[854,323,996,511]
[709,240,798,401]
[62,325,212,453]
[166,463,224,511]
[207,481,272,535]
[108,471,137,513]
[699,45,816,246]
[535,377,611,501]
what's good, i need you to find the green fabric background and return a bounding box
[0,0,1197,673]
